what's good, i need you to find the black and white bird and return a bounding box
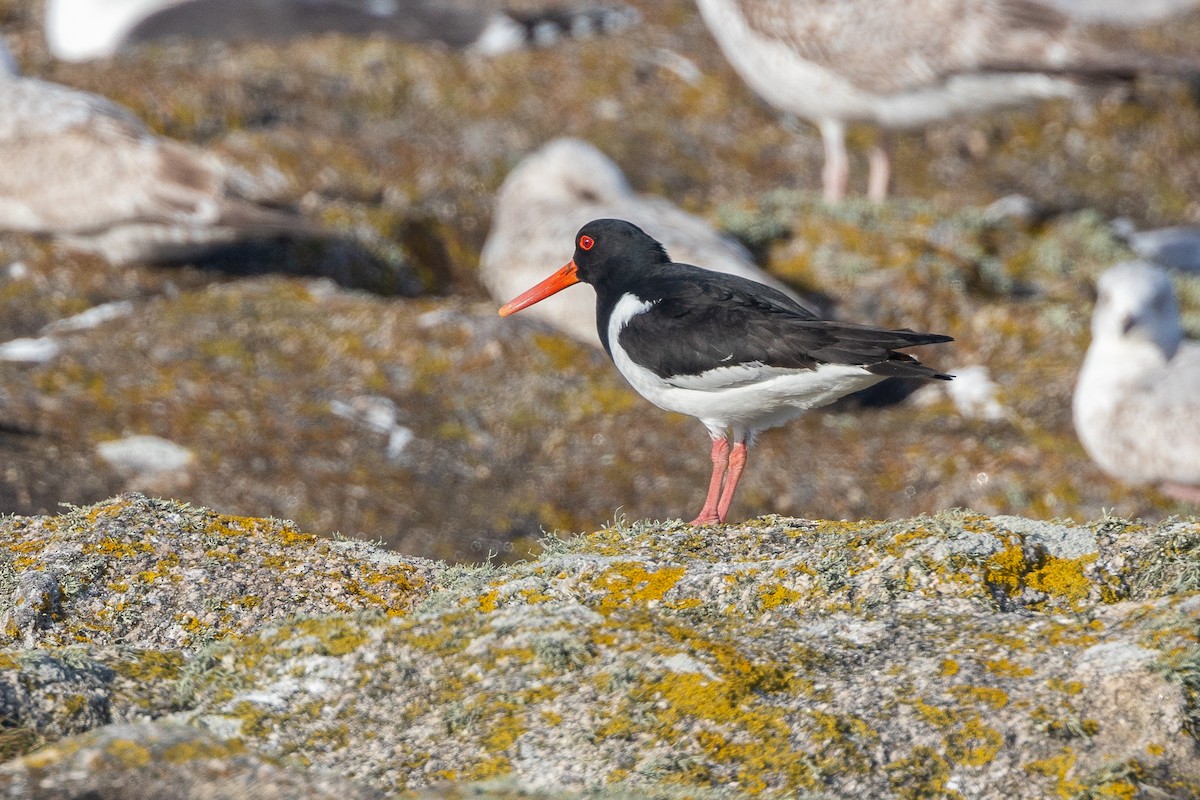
[499,218,952,524]
[0,39,315,265]
[45,0,638,62]
[1074,261,1200,502]
[694,0,1200,203]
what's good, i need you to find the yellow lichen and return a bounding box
[593,563,686,613]
[758,583,802,609]
[104,739,151,769]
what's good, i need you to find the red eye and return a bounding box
[579,235,595,251]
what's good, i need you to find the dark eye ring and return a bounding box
[579,235,595,251]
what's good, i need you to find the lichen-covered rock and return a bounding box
[0,646,185,738]
[1,499,1194,799]
[0,494,436,651]
[167,513,1199,798]
[0,721,384,799]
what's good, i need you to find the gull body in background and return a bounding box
[0,40,315,265]
[1111,218,1200,274]
[1074,261,1200,502]
[499,218,952,525]
[480,138,818,348]
[694,0,1200,202]
[45,0,638,61]
[1041,0,1200,24]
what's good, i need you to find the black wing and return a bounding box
[618,267,951,381]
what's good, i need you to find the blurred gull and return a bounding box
[1041,0,1200,24]
[1073,261,1200,502]
[1111,217,1200,274]
[45,0,639,62]
[0,39,316,265]
[694,0,1200,202]
[479,137,818,347]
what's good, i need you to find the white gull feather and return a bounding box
[480,137,816,347]
[1073,261,1200,500]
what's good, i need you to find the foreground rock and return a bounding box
[0,496,1196,798]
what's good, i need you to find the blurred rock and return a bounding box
[0,721,385,800]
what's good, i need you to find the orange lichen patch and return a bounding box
[82,538,154,558]
[757,583,802,609]
[1025,749,1085,799]
[983,658,1035,679]
[949,685,1009,710]
[592,563,687,613]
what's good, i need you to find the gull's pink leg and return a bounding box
[866,131,892,202]
[820,118,850,204]
[690,437,730,525]
[1161,482,1200,503]
[715,441,748,523]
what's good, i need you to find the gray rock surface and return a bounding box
[0,496,1195,798]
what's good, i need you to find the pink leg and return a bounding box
[1161,482,1200,503]
[866,132,891,202]
[690,437,730,525]
[819,119,849,203]
[715,441,748,523]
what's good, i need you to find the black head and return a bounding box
[497,218,671,319]
[570,218,672,286]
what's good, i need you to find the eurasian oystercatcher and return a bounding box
[0,39,314,266]
[499,218,953,525]
[1074,261,1200,502]
[480,138,818,348]
[695,0,1200,202]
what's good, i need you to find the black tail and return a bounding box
[810,322,954,381]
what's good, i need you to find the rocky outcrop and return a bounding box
[0,496,1195,798]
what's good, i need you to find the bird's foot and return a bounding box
[689,511,722,526]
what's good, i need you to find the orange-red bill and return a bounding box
[498,259,581,317]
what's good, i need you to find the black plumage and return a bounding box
[609,267,951,382]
